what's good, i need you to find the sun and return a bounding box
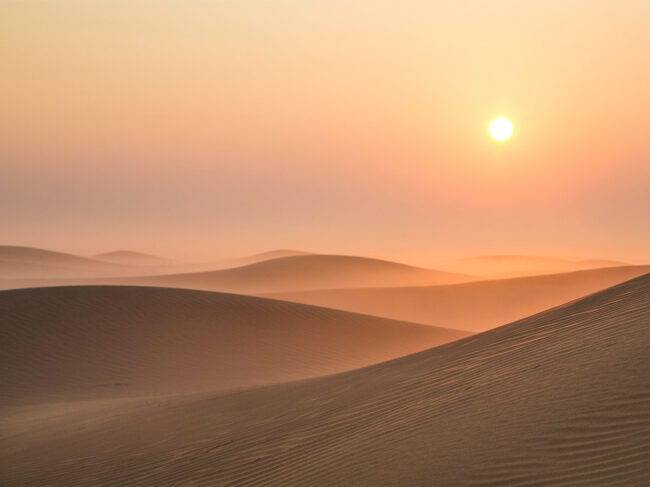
[488,117,513,141]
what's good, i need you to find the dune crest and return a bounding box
[269,265,650,332]
[0,253,476,293]
[93,250,176,267]
[0,285,469,406]
[0,245,123,278]
[128,254,476,293]
[3,274,648,485]
[223,249,312,267]
[451,254,627,277]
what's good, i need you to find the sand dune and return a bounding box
[126,254,476,293]
[453,254,626,277]
[269,265,650,332]
[0,247,228,287]
[93,250,176,267]
[0,253,475,293]
[0,245,123,278]
[224,249,312,267]
[3,274,648,486]
[0,285,469,406]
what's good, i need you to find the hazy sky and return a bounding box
[2,0,649,264]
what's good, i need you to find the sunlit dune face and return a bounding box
[488,117,514,141]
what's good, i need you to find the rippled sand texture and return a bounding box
[2,274,648,485]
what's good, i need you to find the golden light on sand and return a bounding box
[488,117,514,141]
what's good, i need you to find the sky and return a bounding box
[1,0,649,264]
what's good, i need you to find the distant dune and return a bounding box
[269,265,650,332]
[453,254,626,277]
[0,253,476,293]
[0,245,123,278]
[0,285,469,406]
[93,250,175,267]
[0,246,219,285]
[124,254,476,293]
[223,248,312,267]
[3,274,648,486]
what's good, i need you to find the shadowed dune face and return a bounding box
[269,265,650,332]
[2,275,648,486]
[0,286,469,406]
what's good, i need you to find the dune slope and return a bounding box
[123,253,475,293]
[0,245,122,278]
[224,249,312,267]
[0,285,469,406]
[269,265,650,332]
[0,253,475,293]
[454,254,626,277]
[93,250,175,267]
[2,274,649,486]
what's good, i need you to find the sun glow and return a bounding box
[489,117,514,141]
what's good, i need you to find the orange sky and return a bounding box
[1,1,649,264]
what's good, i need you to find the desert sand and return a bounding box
[269,265,650,332]
[129,254,476,293]
[450,254,626,277]
[0,285,468,406]
[0,246,250,287]
[93,250,177,267]
[0,246,124,279]
[0,253,477,293]
[2,274,648,485]
[0,246,190,281]
[222,249,312,267]
[4,0,648,483]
